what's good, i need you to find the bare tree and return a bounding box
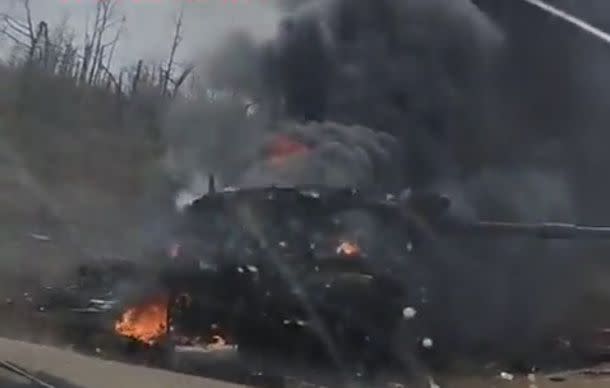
[131,59,143,95]
[89,0,115,83]
[49,16,77,76]
[162,4,185,96]
[36,21,49,66]
[0,0,118,86]
[171,64,195,98]
[0,0,40,61]
[0,0,167,101]
[79,39,91,84]
[58,42,78,78]
[80,2,100,82]
[103,15,126,76]
[79,0,122,85]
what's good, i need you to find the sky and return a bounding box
[0,0,280,68]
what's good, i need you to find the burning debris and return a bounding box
[335,241,361,257]
[114,295,169,346]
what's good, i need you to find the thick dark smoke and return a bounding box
[165,0,503,189]
[162,0,610,359]
[274,0,501,176]
[239,121,399,187]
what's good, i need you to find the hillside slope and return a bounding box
[0,66,171,285]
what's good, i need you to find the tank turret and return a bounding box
[186,185,610,241]
[166,184,610,374]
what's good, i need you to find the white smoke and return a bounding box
[174,174,207,212]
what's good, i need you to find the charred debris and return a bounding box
[5,177,610,379]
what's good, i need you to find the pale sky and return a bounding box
[0,0,280,68]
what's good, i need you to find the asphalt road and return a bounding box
[0,337,247,388]
[3,336,610,388]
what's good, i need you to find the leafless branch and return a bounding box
[22,0,34,41]
[104,15,125,72]
[171,64,195,98]
[22,0,37,60]
[1,13,30,36]
[88,0,121,84]
[162,3,185,96]
[0,26,28,47]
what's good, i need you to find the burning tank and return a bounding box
[141,176,610,373]
[20,175,610,375]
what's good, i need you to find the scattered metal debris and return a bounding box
[29,233,51,242]
[402,307,417,320]
[422,338,434,349]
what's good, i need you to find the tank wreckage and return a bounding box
[10,176,610,376]
[161,176,610,368]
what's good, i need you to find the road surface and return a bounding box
[0,337,246,388]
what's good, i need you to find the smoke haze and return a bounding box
[3,0,610,362]
[160,0,610,357]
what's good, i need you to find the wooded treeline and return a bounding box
[0,0,194,100]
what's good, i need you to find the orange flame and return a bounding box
[267,134,310,167]
[336,241,361,257]
[114,295,169,346]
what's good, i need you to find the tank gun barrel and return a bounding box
[455,221,610,239]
